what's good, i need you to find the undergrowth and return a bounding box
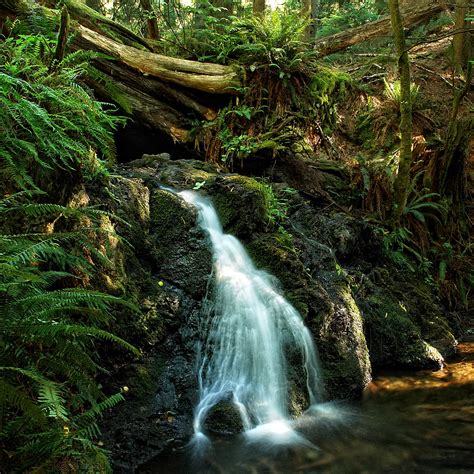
[188,12,351,166]
[0,197,139,472]
[0,21,138,472]
[0,28,126,198]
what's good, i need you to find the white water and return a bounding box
[179,190,323,447]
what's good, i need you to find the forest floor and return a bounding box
[325,32,473,227]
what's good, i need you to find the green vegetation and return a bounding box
[0,32,125,197]
[190,14,352,165]
[0,198,139,472]
[0,21,137,472]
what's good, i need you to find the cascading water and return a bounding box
[179,190,323,447]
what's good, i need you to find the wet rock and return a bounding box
[204,400,244,435]
[210,175,268,238]
[147,188,212,297]
[247,193,372,400]
[90,155,458,470]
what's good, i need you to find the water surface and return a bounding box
[140,341,474,473]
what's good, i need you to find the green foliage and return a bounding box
[383,78,420,106]
[403,191,448,226]
[408,13,453,43]
[0,31,126,195]
[376,225,426,273]
[187,10,351,164]
[257,182,288,227]
[317,0,382,38]
[0,198,139,472]
[356,79,426,149]
[309,66,352,132]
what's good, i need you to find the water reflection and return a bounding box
[139,342,474,473]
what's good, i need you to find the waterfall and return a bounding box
[179,190,323,447]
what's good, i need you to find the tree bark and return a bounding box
[51,6,69,68]
[253,0,265,17]
[453,0,471,74]
[388,0,413,224]
[75,24,240,94]
[42,0,153,50]
[139,0,159,40]
[314,2,446,58]
[302,0,320,42]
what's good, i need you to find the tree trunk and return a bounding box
[51,6,69,68]
[139,0,159,40]
[302,0,319,42]
[388,0,413,224]
[42,0,153,50]
[311,0,320,36]
[453,0,471,74]
[253,0,265,17]
[75,24,240,94]
[314,2,446,58]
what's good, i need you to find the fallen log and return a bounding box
[76,24,241,95]
[0,0,448,144]
[43,0,153,50]
[97,61,218,121]
[314,2,447,58]
[0,0,230,140]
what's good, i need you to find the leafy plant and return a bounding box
[317,1,381,38]
[0,199,139,472]
[403,191,448,226]
[188,11,350,164]
[0,32,126,196]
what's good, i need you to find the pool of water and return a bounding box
[139,341,474,473]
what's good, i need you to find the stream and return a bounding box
[140,341,474,473]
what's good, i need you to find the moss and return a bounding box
[359,289,444,369]
[149,189,195,259]
[204,401,244,435]
[247,233,303,302]
[309,66,352,131]
[127,356,166,404]
[311,66,352,99]
[211,175,268,235]
[314,278,371,399]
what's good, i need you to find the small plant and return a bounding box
[357,78,428,149]
[317,1,381,38]
[383,78,420,105]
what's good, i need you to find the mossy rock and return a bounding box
[148,189,212,297]
[246,231,370,399]
[204,401,244,435]
[355,271,449,370]
[149,189,196,252]
[210,175,268,238]
[136,154,218,190]
[99,176,150,248]
[313,278,371,400]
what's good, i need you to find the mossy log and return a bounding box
[314,2,447,58]
[75,24,240,94]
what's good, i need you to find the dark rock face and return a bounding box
[92,154,457,471]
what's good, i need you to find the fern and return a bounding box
[0,33,126,196]
[0,194,140,472]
